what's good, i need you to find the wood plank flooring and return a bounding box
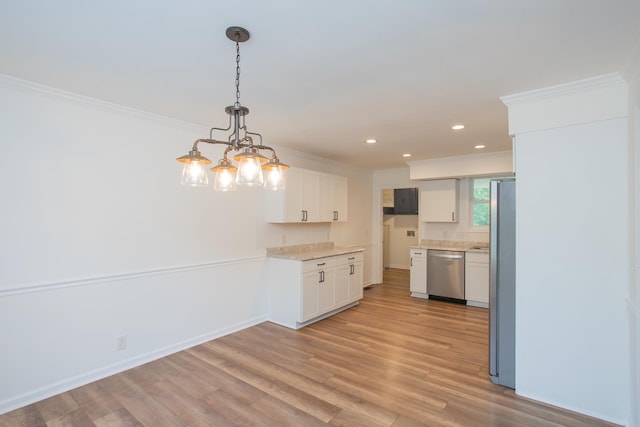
[0,268,617,426]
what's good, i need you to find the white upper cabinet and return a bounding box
[331,175,348,222]
[266,167,348,223]
[319,173,334,222]
[301,169,322,222]
[281,168,304,222]
[420,179,459,223]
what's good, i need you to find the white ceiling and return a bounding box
[1,1,639,170]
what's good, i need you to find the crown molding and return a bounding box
[0,73,206,132]
[500,73,626,106]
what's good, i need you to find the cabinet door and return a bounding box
[334,263,350,307]
[394,188,418,215]
[332,175,348,221]
[279,168,322,222]
[465,260,489,304]
[409,250,427,294]
[301,270,320,321]
[319,173,335,222]
[301,170,322,222]
[420,179,459,222]
[348,260,363,302]
[317,268,336,314]
[283,168,305,222]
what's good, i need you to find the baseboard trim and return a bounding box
[466,300,489,308]
[514,389,627,426]
[387,264,410,270]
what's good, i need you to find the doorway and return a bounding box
[381,188,419,270]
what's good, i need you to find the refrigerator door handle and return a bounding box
[489,179,499,378]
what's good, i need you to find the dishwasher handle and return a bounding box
[428,252,463,260]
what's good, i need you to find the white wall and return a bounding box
[625,44,640,427]
[0,75,373,413]
[504,75,632,425]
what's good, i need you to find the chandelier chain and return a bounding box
[235,39,241,105]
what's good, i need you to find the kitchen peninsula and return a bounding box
[267,242,364,329]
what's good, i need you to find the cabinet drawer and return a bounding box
[465,252,489,263]
[337,252,363,265]
[410,249,427,259]
[303,257,337,273]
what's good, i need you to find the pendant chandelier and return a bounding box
[176,26,288,191]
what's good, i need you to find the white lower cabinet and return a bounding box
[465,252,489,307]
[268,251,364,329]
[409,249,428,298]
[300,257,337,322]
[334,261,350,309]
[340,252,363,303]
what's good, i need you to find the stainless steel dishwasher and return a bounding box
[427,250,465,301]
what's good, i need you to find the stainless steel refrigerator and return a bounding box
[489,178,516,389]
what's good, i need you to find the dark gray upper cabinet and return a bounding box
[393,188,418,215]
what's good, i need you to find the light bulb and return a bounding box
[264,166,286,190]
[181,161,209,187]
[214,168,237,191]
[236,156,264,186]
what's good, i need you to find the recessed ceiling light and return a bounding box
[475,144,486,149]
[402,153,412,157]
[365,139,377,144]
[452,124,465,130]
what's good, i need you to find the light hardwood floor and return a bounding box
[0,268,616,426]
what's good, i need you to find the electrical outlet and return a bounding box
[116,335,127,351]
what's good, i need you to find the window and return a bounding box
[471,178,490,227]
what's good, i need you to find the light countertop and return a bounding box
[267,242,364,261]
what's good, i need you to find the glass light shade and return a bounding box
[234,149,267,186]
[211,160,238,192]
[176,149,211,187]
[262,160,289,191]
[180,161,209,187]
